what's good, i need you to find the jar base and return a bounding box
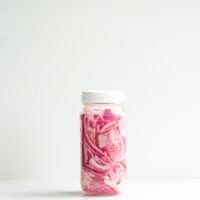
[82,190,121,196]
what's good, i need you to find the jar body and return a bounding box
[80,103,127,195]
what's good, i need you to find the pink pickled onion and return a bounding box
[81,109,127,195]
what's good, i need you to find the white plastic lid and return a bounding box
[81,90,125,104]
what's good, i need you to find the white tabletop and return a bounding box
[0,179,200,200]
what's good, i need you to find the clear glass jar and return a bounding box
[80,91,127,195]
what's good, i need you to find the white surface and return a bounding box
[0,180,200,200]
[1,0,200,180]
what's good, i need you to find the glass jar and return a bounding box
[80,91,127,195]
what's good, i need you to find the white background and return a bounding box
[0,0,200,181]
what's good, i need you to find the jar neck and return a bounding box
[83,103,125,113]
[84,102,123,106]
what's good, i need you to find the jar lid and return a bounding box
[81,90,125,104]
